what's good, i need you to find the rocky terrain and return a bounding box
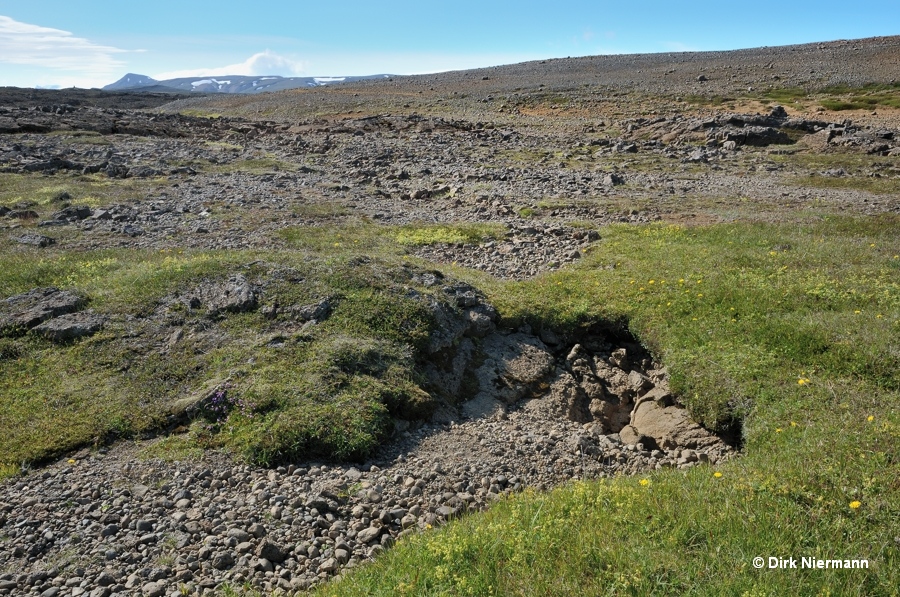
[2,35,900,596]
[0,335,731,596]
[0,275,735,595]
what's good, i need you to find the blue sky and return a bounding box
[1,1,898,88]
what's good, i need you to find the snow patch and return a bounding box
[191,78,231,87]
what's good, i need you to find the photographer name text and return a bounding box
[753,556,869,570]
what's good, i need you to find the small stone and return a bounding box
[255,540,286,563]
[211,552,235,570]
[235,541,254,554]
[141,582,165,597]
[124,574,141,589]
[135,520,154,532]
[226,528,250,543]
[400,514,417,529]
[356,526,382,544]
[318,558,338,574]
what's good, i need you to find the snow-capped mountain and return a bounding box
[103,73,392,94]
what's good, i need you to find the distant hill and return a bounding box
[103,73,393,94]
[103,73,160,90]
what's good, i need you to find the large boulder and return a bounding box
[186,274,258,318]
[622,396,723,451]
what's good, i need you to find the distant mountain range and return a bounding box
[103,73,393,94]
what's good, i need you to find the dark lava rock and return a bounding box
[5,210,39,220]
[31,311,106,342]
[13,234,56,247]
[293,297,332,322]
[255,540,287,563]
[0,288,85,334]
[189,274,259,318]
[52,205,92,221]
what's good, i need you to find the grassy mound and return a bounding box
[0,243,455,473]
[318,215,899,595]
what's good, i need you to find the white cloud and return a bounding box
[0,15,126,85]
[154,50,307,80]
[661,41,700,53]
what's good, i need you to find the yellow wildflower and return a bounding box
[639,479,650,487]
[849,501,861,510]
[713,472,723,478]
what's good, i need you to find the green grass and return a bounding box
[48,130,113,145]
[818,83,900,111]
[319,215,900,596]
[0,243,459,473]
[0,172,166,212]
[759,86,809,109]
[684,82,900,112]
[0,218,506,474]
[178,109,224,119]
